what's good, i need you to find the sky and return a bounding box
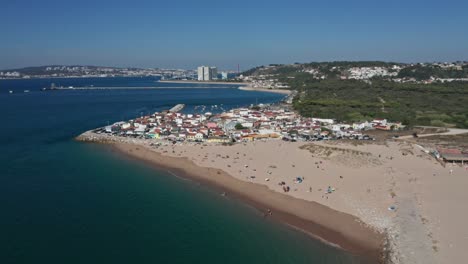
[1,0,468,70]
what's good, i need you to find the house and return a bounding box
[134,125,146,134]
[241,122,253,128]
[212,130,225,137]
[121,123,131,129]
[313,118,334,125]
[436,148,468,163]
[147,131,160,139]
[258,129,276,135]
[353,121,372,130]
[178,133,186,140]
[331,124,351,132]
[372,118,387,126]
[206,122,218,129]
[105,125,113,133]
[195,133,204,141]
[240,129,251,136]
[224,121,238,131]
[186,132,196,141]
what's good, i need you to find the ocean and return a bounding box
[0,77,365,263]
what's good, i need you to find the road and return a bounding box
[398,127,468,139]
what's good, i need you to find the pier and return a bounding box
[169,104,185,113]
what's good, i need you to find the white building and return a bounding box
[197,66,218,81]
[197,66,205,81]
[221,72,228,80]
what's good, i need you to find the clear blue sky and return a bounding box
[1,0,467,70]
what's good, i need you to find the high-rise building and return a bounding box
[197,66,218,81]
[203,67,211,80]
[209,67,217,80]
[197,66,206,81]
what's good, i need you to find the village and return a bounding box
[93,103,404,144]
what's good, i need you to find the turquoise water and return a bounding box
[0,77,366,263]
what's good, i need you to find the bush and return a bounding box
[430,120,446,127]
[235,123,245,130]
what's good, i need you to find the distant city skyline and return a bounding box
[1,0,467,71]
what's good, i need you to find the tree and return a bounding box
[250,105,261,111]
[235,123,245,130]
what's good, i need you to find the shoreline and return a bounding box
[237,86,292,95]
[158,80,248,85]
[75,124,468,264]
[77,133,384,263]
[159,80,292,94]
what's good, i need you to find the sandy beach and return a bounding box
[158,80,292,95]
[237,86,292,94]
[77,132,468,264]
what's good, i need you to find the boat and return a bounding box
[24,90,30,93]
[9,90,13,94]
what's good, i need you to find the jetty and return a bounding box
[169,104,185,113]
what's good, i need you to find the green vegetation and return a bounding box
[289,78,468,128]
[397,64,468,80]
[235,123,245,130]
[250,105,261,111]
[242,61,468,81]
[242,61,468,128]
[242,61,402,79]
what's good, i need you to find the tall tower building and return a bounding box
[197,66,206,81]
[197,66,217,81]
[209,67,217,80]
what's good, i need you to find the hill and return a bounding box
[242,61,468,128]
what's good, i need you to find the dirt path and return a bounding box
[398,127,468,139]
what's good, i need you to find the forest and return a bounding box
[286,76,468,128]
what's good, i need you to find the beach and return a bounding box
[237,86,292,94]
[158,80,292,95]
[114,142,382,256]
[77,131,468,264]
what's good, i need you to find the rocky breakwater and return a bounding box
[76,130,123,144]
